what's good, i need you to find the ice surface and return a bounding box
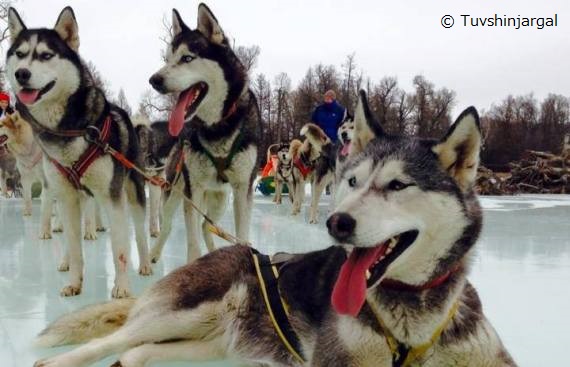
[0,193,568,366]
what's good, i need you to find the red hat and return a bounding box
[0,92,10,103]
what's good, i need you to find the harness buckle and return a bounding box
[84,125,102,144]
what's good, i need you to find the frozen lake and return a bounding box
[0,194,569,366]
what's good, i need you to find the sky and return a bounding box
[3,0,570,116]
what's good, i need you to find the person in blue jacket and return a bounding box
[311,90,346,144]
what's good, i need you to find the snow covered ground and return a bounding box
[0,193,569,366]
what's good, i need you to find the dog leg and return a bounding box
[292,179,305,216]
[184,188,205,263]
[100,195,131,298]
[52,200,64,232]
[309,178,326,224]
[202,190,228,253]
[148,180,162,237]
[83,197,98,241]
[21,174,33,216]
[117,338,225,367]
[232,183,252,244]
[95,201,106,232]
[59,193,83,296]
[0,171,7,198]
[39,184,53,239]
[274,179,282,204]
[125,178,152,276]
[149,179,184,263]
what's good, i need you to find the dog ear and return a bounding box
[196,3,227,45]
[54,7,79,51]
[350,90,384,156]
[432,107,481,191]
[8,8,26,43]
[171,9,189,37]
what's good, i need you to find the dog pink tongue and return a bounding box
[168,89,193,137]
[341,142,351,156]
[331,246,386,316]
[17,90,40,105]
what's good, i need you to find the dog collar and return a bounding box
[380,264,461,292]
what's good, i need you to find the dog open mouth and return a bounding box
[331,230,418,316]
[16,81,56,105]
[340,139,352,156]
[168,82,208,136]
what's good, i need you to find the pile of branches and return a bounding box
[476,166,510,195]
[504,150,569,194]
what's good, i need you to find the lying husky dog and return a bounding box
[0,111,54,237]
[148,4,259,263]
[6,7,152,298]
[135,120,179,237]
[32,91,515,366]
[296,123,336,223]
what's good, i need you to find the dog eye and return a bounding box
[388,180,413,191]
[15,51,25,58]
[39,53,54,61]
[181,55,194,63]
[348,176,357,188]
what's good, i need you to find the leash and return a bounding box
[84,127,249,246]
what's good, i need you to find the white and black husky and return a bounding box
[6,7,152,298]
[148,4,259,263]
[32,91,515,366]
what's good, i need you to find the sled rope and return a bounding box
[369,299,460,367]
[84,128,248,246]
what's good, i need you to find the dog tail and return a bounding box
[289,139,303,159]
[300,123,331,148]
[34,298,136,348]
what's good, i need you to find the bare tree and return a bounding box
[235,45,261,74]
[114,88,132,115]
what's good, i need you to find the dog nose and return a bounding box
[327,212,356,241]
[341,132,348,139]
[15,68,31,85]
[149,74,164,90]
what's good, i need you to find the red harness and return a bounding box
[49,116,112,190]
[293,157,313,179]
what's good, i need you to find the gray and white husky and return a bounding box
[32,91,515,366]
[148,4,259,263]
[6,7,152,298]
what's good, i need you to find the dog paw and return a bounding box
[52,226,64,233]
[149,248,162,264]
[34,356,79,367]
[84,232,97,241]
[96,226,107,232]
[111,285,131,299]
[57,260,69,271]
[109,362,123,367]
[309,218,319,224]
[23,210,32,217]
[150,229,159,238]
[39,231,52,240]
[138,263,153,276]
[60,285,81,297]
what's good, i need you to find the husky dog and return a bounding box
[273,141,294,205]
[148,4,259,263]
[0,111,54,237]
[0,136,19,197]
[336,114,354,181]
[32,91,515,367]
[135,120,180,237]
[297,123,336,223]
[6,7,152,298]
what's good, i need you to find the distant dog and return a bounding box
[336,114,354,181]
[135,119,179,237]
[32,91,515,367]
[148,4,259,263]
[0,136,19,197]
[0,111,55,237]
[272,142,293,205]
[7,7,152,298]
[297,123,336,223]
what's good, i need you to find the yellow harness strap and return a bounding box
[252,253,305,364]
[370,300,460,367]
